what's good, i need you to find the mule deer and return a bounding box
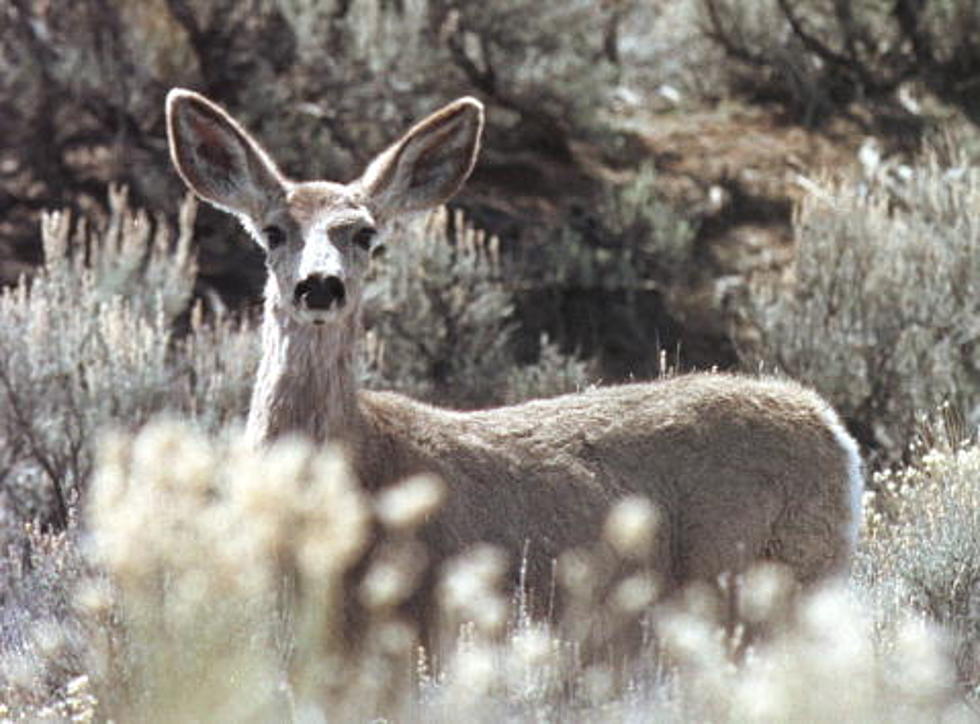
[165,89,862,611]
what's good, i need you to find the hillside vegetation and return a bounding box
[2,0,980,719]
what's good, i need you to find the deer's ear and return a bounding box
[360,97,483,216]
[166,88,284,217]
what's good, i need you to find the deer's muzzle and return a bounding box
[294,274,346,311]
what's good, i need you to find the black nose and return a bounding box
[294,275,346,311]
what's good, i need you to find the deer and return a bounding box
[165,88,863,635]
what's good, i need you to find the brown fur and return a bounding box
[351,375,857,593]
[165,89,863,618]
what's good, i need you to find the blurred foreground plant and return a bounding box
[2,419,976,720]
[84,421,373,719]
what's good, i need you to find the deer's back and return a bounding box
[353,373,861,594]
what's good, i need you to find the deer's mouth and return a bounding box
[293,306,345,327]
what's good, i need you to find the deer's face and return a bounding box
[258,182,379,326]
[165,89,483,327]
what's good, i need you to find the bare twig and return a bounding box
[0,365,69,529]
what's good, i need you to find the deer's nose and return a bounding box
[294,274,346,311]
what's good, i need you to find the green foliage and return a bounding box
[0,0,668,236]
[443,1,621,132]
[362,209,513,408]
[1,0,717,387]
[6,1,980,717]
[0,180,977,720]
[84,423,369,719]
[749,156,980,462]
[0,182,592,533]
[503,335,593,405]
[600,162,698,284]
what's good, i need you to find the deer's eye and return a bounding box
[263,225,287,250]
[352,226,377,252]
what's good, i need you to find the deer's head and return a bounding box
[166,90,483,326]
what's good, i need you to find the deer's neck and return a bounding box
[246,300,361,446]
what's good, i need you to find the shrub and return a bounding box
[3,0,718,393]
[858,433,980,697]
[0,522,95,719]
[363,207,592,409]
[748,156,980,462]
[532,163,697,291]
[0,187,258,715]
[0,179,593,538]
[598,161,699,286]
[0,0,679,262]
[503,335,594,406]
[509,162,699,381]
[84,422,372,719]
[700,0,980,128]
[655,583,967,721]
[0,186,256,531]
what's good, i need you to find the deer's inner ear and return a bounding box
[166,89,284,218]
[360,97,484,216]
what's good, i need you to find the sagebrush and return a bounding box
[750,156,980,462]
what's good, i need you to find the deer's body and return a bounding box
[255,320,860,591]
[360,376,860,588]
[166,89,862,608]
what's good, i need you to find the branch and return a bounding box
[445,25,498,99]
[698,0,770,68]
[832,0,867,67]
[0,365,69,529]
[892,0,934,68]
[775,0,859,73]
